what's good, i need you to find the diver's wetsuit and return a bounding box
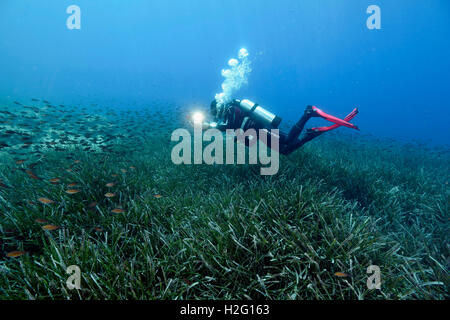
[211,99,359,155]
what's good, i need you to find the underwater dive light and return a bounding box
[191,111,205,125]
[190,111,216,130]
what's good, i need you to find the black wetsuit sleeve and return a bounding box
[215,103,237,130]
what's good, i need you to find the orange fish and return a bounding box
[66,189,81,195]
[111,208,125,213]
[42,224,60,231]
[35,218,48,224]
[153,194,163,199]
[26,170,41,180]
[334,272,349,278]
[105,192,116,198]
[38,197,54,204]
[49,178,61,184]
[67,183,78,187]
[15,160,26,165]
[6,251,26,258]
[87,202,97,208]
[94,227,103,232]
[0,181,11,189]
[105,182,116,187]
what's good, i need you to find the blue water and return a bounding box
[0,0,449,145]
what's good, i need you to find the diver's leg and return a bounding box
[280,108,360,155]
[281,130,323,155]
[278,132,291,155]
[253,129,296,155]
[258,129,289,154]
[285,106,315,144]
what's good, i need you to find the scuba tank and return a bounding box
[237,99,282,129]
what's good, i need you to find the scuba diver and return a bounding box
[205,98,359,155]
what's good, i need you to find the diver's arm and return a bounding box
[215,122,228,131]
[213,103,236,131]
[214,113,230,130]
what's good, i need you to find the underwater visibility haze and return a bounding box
[0,0,449,301]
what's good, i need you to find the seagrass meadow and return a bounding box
[0,100,448,300]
